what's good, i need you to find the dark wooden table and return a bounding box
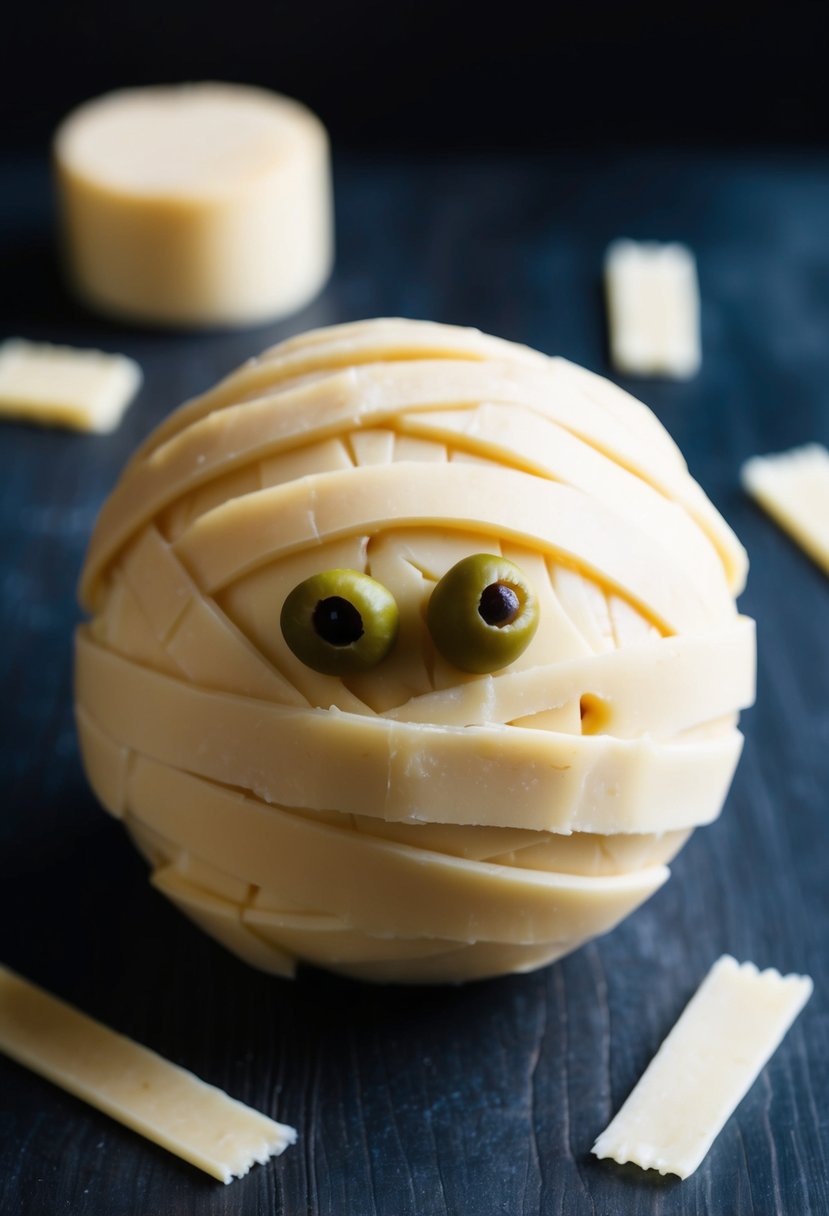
[1,149,827,1216]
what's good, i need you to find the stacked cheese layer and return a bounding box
[75,319,755,983]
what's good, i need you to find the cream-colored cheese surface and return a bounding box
[54,84,332,327]
[75,318,755,983]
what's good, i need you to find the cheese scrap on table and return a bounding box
[0,338,141,432]
[604,239,701,378]
[742,443,829,575]
[0,964,297,1183]
[592,955,812,1179]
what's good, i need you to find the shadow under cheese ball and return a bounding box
[74,318,756,984]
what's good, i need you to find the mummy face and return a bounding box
[75,319,754,983]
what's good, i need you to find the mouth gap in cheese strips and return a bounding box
[83,357,704,606]
[75,632,743,834]
[130,318,550,463]
[171,464,727,632]
[123,754,671,944]
[0,964,297,1183]
[384,618,755,735]
[741,444,829,576]
[592,955,813,1179]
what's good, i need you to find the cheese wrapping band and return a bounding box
[83,352,743,601]
[0,964,296,1183]
[169,464,729,633]
[151,865,572,978]
[112,521,753,733]
[76,631,743,834]
[122,754,670,944]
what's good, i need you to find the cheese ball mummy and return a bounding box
[75,319,756,983]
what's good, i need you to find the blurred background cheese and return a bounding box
[53,83,333,328]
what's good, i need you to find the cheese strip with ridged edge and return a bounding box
[83,356,744,606]
[385,618,755,735]
[172,464,731,631]
[0,339,141,432]
[121,755,670,943]
[0,964,297,1183]
[605,240,701,378]
[76,631,743,833]
[592,956,813,1179]
[741,444,829,575]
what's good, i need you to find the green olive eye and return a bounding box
[426,554,539,674]
[281,569,399,675]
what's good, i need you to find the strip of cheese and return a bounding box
[82,353,745,606]
[0,964,297,1182]
[54,83,332,328]
[119,759,670,944]
[741,444,829,575]
[171,464,730,632]
[605,240,701,378]
[75,631,744,834]
[0,339,141,432]
[592,956,813,1178]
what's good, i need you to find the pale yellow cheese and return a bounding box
[0,964,296,1182]
[54,83,332,327]
[742,443,829,575]
[76,631,744,834]
[0,339,141,432]
[605,240,701,378]
[592,956,812,1178]
[74,318,754,983]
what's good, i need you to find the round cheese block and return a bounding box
[54,83,333,328]
[74,318,755,983]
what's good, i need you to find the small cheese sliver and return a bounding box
[605,240,701,378]
[742,444,829,575]
[0,964,297,1183]
[592,955,812,1179]
[0,339,141,432]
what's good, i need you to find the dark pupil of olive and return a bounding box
[312,596,364,646]
[478,582,521,627]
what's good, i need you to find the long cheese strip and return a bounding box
[76,632,743,833]
[121,758,670,943]
[605,240,701,378]
[592,956,813,1178]
[385,618,755,734]
[172,464,730,631]
[0,964,297,1182]
[0,339,141,432]
[128,318,552,462]
[121,520,753,731]
[742,444,829,575]
[84,355,742,605]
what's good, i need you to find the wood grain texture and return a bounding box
[1,150,827,1215]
